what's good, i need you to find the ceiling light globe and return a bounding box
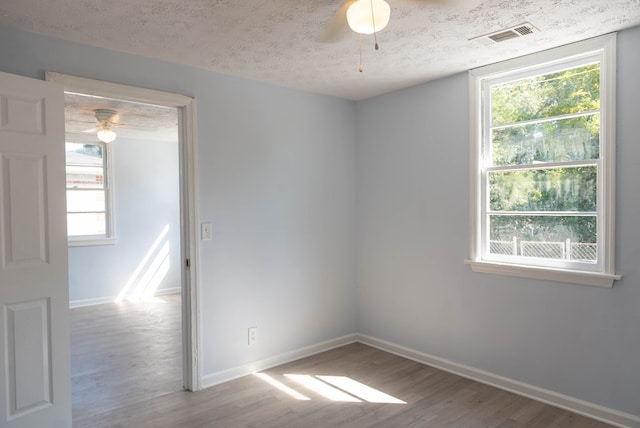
[346,0,391,35]
[97,129,116,143]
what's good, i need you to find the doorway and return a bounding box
[46,72,201,419]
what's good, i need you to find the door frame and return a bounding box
[45,72,202,391]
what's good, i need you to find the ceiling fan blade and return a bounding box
[396,0,482,9]
[318,0,356,43]
[113,122,160,132]
[108,113,122,125]
[81,127,99,134]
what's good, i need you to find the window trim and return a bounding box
[467,34,620,288]
[66,140,117,247]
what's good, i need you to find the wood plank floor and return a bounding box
[71,294,183,427]
[71,295,612,428]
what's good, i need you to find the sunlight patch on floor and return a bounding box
[317,375,406,404]
[254,372,407,404]
[254,373,310,401]
[285,374,361,402]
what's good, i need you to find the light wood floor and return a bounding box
[71,295,612,428]
[71,294,183,427]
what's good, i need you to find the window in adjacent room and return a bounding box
[66,141,115,245]
[467,34,620,287]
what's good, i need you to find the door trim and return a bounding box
[45,72,202,391]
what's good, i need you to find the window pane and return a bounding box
[489,215,596,262]
[67,213,106,236]
[66,165,105,189]
[66,143,105,189]
[491,64,600,127]
[66,142,103,160]
[489,167,597,212]
[491,114,599,166]
[67,190,106,212]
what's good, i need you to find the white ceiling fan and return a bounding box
[77,109,157,143]
[93,109,118,143]
[325,0,482,40]
[323,0,482,70]
[75,109,120,143]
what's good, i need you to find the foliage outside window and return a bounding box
[468,35,619,287]
[66,142,114,244]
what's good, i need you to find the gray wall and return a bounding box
[355,27,640,416]
[68,137,181,303]
[0,24,357,376]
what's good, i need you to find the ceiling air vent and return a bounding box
[471,23,540,46]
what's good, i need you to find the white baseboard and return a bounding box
[154,287,182,297]
[69,286,181,308]
[69,295,114,308]
[201,334,358,389]
[357,334,640,428]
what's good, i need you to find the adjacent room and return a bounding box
[0,0,638,427]
[63,93,184,424]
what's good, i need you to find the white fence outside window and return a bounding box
[490,237,597,262]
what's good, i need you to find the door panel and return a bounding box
[5,299,52,418]
[0,94,45,135]
[2,154,49,268]
[0,71,70,427]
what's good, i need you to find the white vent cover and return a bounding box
[471,23,540,46]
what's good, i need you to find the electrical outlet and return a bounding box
[248,327,257,345]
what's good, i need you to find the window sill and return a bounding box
[465,260,621,288]
[68,237,118,247]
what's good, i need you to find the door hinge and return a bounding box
[185,258,190,268]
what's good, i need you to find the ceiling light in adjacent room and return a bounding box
[94,109,117,143]
[97,121,116,143]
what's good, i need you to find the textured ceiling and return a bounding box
[1,0,639,100]
[64,93,178,143]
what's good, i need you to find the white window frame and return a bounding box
[467,34,620,287]
[66,139,117,246]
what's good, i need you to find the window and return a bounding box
[66,141,115,245]
[467,34,620,287]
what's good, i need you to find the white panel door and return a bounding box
[0,71,71,427]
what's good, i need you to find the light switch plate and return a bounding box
[201,222,212,240]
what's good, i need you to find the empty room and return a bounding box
[0,1,638,427]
